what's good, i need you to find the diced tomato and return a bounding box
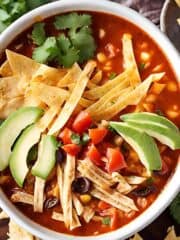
[72,111,92,134]
[110,208,119,230]
[63,144,81,156]
[87,144,103,166]
[106,148,127,173]
[98,201,111,210]
[89,128,108,144]
[59,128,73,144]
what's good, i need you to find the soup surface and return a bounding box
[0,11,180,236]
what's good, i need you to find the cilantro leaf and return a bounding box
[32,37,58,64]
[54,13,91,31]
[69,26,96,63]
[109,72,117,80]
[170,193,180,224]
[32,23,46,46]
[0,9,10,22]
[71,133,81,145]
[26,0,49,10]
[56,34,79,68]
[81,133,90,145]
[102,217,111,225]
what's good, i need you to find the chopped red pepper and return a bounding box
[89,128,108,144]
[59,128,73,145]
[72,111,92,134]
[106,148,127,173]
[110,208,119,230]
[87,144,103,166]
[98,201,111,210]
[63,144,81,156]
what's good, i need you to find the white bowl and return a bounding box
[0,0,180,239]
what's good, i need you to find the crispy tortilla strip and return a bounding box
[8,220,34,240]
[83,206,95,223]
[0,76,23,99]
[92,215,103,222]
[87,80,97,89]
[30,82,69,107]
[23,91,43,108]
[0,61,12,77]
[165,226,180,240]
[79,98,95,108]
[72,194,84,216]
[93,73,165,120]
[11,192,34,205]
[52,212,64,222]
[129,233,143,240]
[111,172,132,194]
[48,61,96,135]
[57,164,63,207]
[91,70,102,84]
[57,63,81,87]
[84,68,133,100]
[125,176,146,185]
[33,177,45,212]
[62,154,75,229]
[87,87,133,115]
[122,34,141,86]
[70,209,81,230]
[0,211,9,220]
[37,104,61,131]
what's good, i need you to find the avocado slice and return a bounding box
[0,107,43,171]
[32,135,59,180]
[125,122,180,150]
[9,124,41,187]
[121,112,179,132]
[109,122,162,171]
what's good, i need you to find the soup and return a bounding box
[0,11,179,236]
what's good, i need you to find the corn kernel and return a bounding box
[99,28,106,39]
[167,82,178,92]
[140,51,151,62]
[80,194,92,204]
[97,52,107,63]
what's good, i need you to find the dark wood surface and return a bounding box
[0,0,179,239]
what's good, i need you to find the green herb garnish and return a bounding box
[102,217,111,225]
[32,23,46,46]
[170,193,180,224]
[81,133,90,145]
[139,62,146,71]
[109,72,117,80]
[71,133,81,145]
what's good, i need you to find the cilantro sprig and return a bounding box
[170,193,180,224]
[31,13,96,68]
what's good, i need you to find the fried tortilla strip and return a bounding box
[93,73,165,120]
[70,209,81,230]
[48,61,96,135]
[87,80,97,89]
[33,177,45,212]
[30,82,69,107]
[0,211,9,220]
[72,194,84,216]
[165,226,180,240]
[8,220,34,240]
[57,164,63,207]
[62,154,75,229]
[111,172,132,194]
[122,34,141,86]
[79,98,95,108]
[129,233,143,240]
[0,76,23,99]
[83,206,95,223]
[11,192,34,205]
[125,176,146,185]
[90,70,102,84]
[0,61,12,77]
[87,87,133,115]
[52,212,64,222]
[84,68,134,100]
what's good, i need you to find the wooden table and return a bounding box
[0,0,179,239]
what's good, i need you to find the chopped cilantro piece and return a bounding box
[56,34,79,68]
[32,37,58,63]
[54,13,91,31]
[71,133,81,145]
[139,62,146,71]
[32,22,46,46]
[81,133,90,145]
[146,177,154,185]
[102,217,111,225]
[170,193,180,224]
[0,9,10,22]
[26,0,49,10]
[109,72,117,80]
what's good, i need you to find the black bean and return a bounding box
[56,148,66,164]
[44,197,58,209]
[72,177,91,194]
[132,185,156,197]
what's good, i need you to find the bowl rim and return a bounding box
[0,0,180,240]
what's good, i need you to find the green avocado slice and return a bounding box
[31,135,59,180]
[109,122,162,171]
[0,107,43,171]
[125,122,180,150]
[121,112,179,132]
[9,124,41,187]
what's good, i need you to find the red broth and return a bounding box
[1,11,180,236]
